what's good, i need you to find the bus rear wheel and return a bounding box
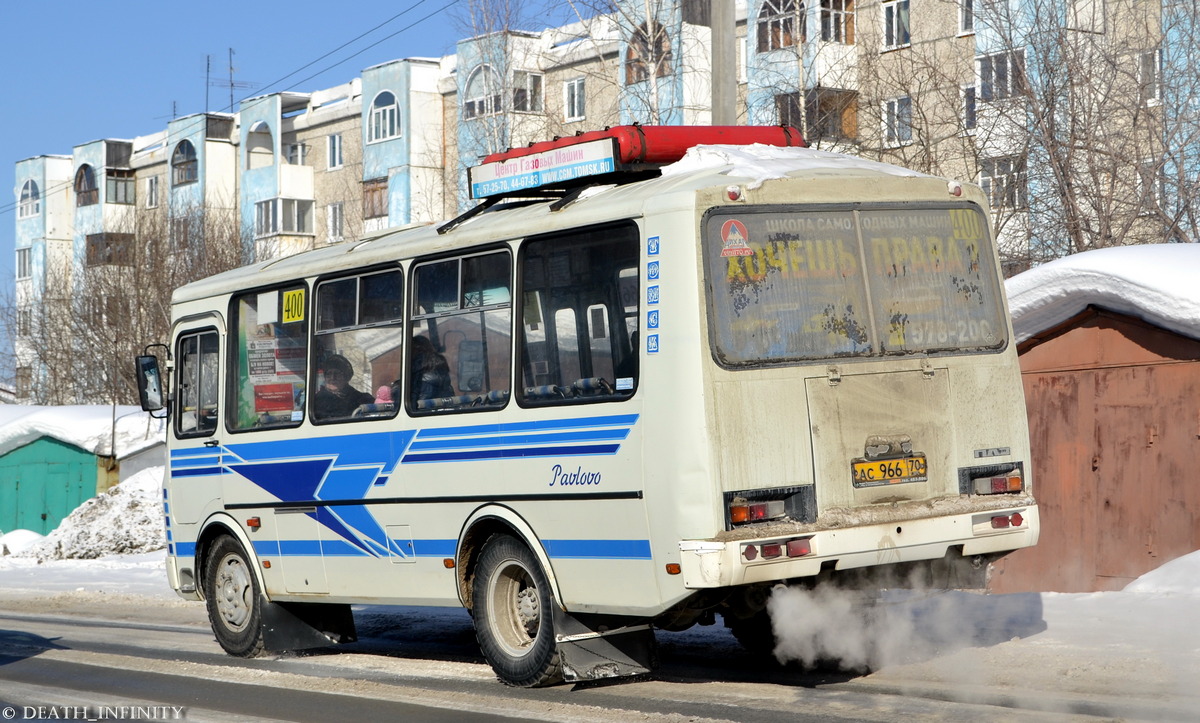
[471,534,562,687]
[204,535,266,658]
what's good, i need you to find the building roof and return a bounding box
[1005,244,1200,343]
[0,406,164,460]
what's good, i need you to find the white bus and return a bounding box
[138,126,1038,687]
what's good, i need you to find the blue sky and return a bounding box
[0,0,487,303]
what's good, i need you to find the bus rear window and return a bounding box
[705,205,1007,367]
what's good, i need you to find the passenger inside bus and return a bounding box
[313,354,373,419]
[410,335,453,404]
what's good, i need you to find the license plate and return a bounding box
[851,455,928,487]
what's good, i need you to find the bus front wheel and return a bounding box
[471,534,563,687]
[204,535,266,658]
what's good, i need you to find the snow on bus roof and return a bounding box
[660,144,934,189]
[1005,243,1200,343]
[0,406,164,459]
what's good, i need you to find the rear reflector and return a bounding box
[786,538,811,557]
[974,471,1023,495]
[761,543,783,559]
[991,515,1011,529]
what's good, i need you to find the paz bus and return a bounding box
[137,126,1038,687]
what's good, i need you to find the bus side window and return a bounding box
[228,285,309,431]
[312,268,404,423]
[409,251,512,414]
[175,329,219,437]
[518,223,639,404]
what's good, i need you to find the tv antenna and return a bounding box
[207,48,259,113]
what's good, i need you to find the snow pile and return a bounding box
[19,466,166,562]
[1123,550,1200,595]
[0,405,165,459]
[661,144,931,189]
[1005,244,1200,343]
[0,528,44,556]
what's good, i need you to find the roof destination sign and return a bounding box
[469,138,618,199]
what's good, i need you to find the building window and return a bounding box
[758,0,804,53]
[776,92,803,128]
[254,199,313,237]
[513,71,544,113]
[146,176,159,208]
[328,134,343,169]
[463,66,502,119]
[85,233,135,266]
[75,165,98,206]
[18,180,40,219]
[172,140,198,186]
[805,88,857,141]
[1139,49,1162,105]
[16,308,31,338]
[960,0,974,34]
[978,49,1026,101]
[106,169,135,205]
[626,21,672,85]
[962,84,977,131]
[327,202,344,242]
[980,155,1027,210]
[363,178,388,220]
[16,248,32,280]
[883,96,912,146]
[820,0,854,44]
[15,366,31,398]
[564,77,586,122]
[368,91,400,142]
[882,0,910,50]
[1137,158,1164,212]
[286,143,308,165]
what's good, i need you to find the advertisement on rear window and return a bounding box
[707,205,1006,366]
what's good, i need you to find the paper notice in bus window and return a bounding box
[254,383,295,413]
[258,291,279,325]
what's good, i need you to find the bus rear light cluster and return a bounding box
[729,499,786,525]
[991,512,1025,529]
[974,469,1023,495]
[742,537,812,561]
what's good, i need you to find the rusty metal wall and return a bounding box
[988,309,1200,593]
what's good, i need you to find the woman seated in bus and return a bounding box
[410,335,454,405]
[314,354,373,420]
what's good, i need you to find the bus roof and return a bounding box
[172,145,963,306]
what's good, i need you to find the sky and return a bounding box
[0,0,492,304]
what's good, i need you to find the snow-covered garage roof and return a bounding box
[1005,244,1200,344]
[0,406,164,460]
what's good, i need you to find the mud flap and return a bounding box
[552,607,657,682]
[261,598,358,652]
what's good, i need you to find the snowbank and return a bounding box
[1123,550,1200,595]
[1005,244,1200,343]
[0,405,165,459]
[17,465,166,561]
[661,144,932,189]
[0,528,44,556]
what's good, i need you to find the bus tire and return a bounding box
[729,608,778,659]
[204,535,266,658]
[471,534,563,687]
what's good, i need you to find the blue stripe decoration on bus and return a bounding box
[244,538,650,561]
[169,414,640,564]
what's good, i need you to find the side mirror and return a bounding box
[136,354,165,412]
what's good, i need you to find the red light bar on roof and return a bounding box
[467,125,805,200]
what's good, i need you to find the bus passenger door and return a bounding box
[167,322,224,527]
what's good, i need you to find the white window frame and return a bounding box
[16,247,32,280]
[463,65,502,120]
[883,95,913,146]
[564,77,586,122]
[327,201,344,242]
[146,175,159,209]
[286,142,308,165]
[820,0,853,44]
[18,180,40,219]
[980,155,1028,210]
[882,0,910,50]
[254,199,277,238]
[959,0,974,34]
[16,307,31,338]
[978,49,1026,101]
[328,134,344,170]
[512,70,544,113]
[1139,49,1162,106]
[961,84,977,133]
[368,91,400,143]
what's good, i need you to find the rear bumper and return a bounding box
[679,504,1039,589]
